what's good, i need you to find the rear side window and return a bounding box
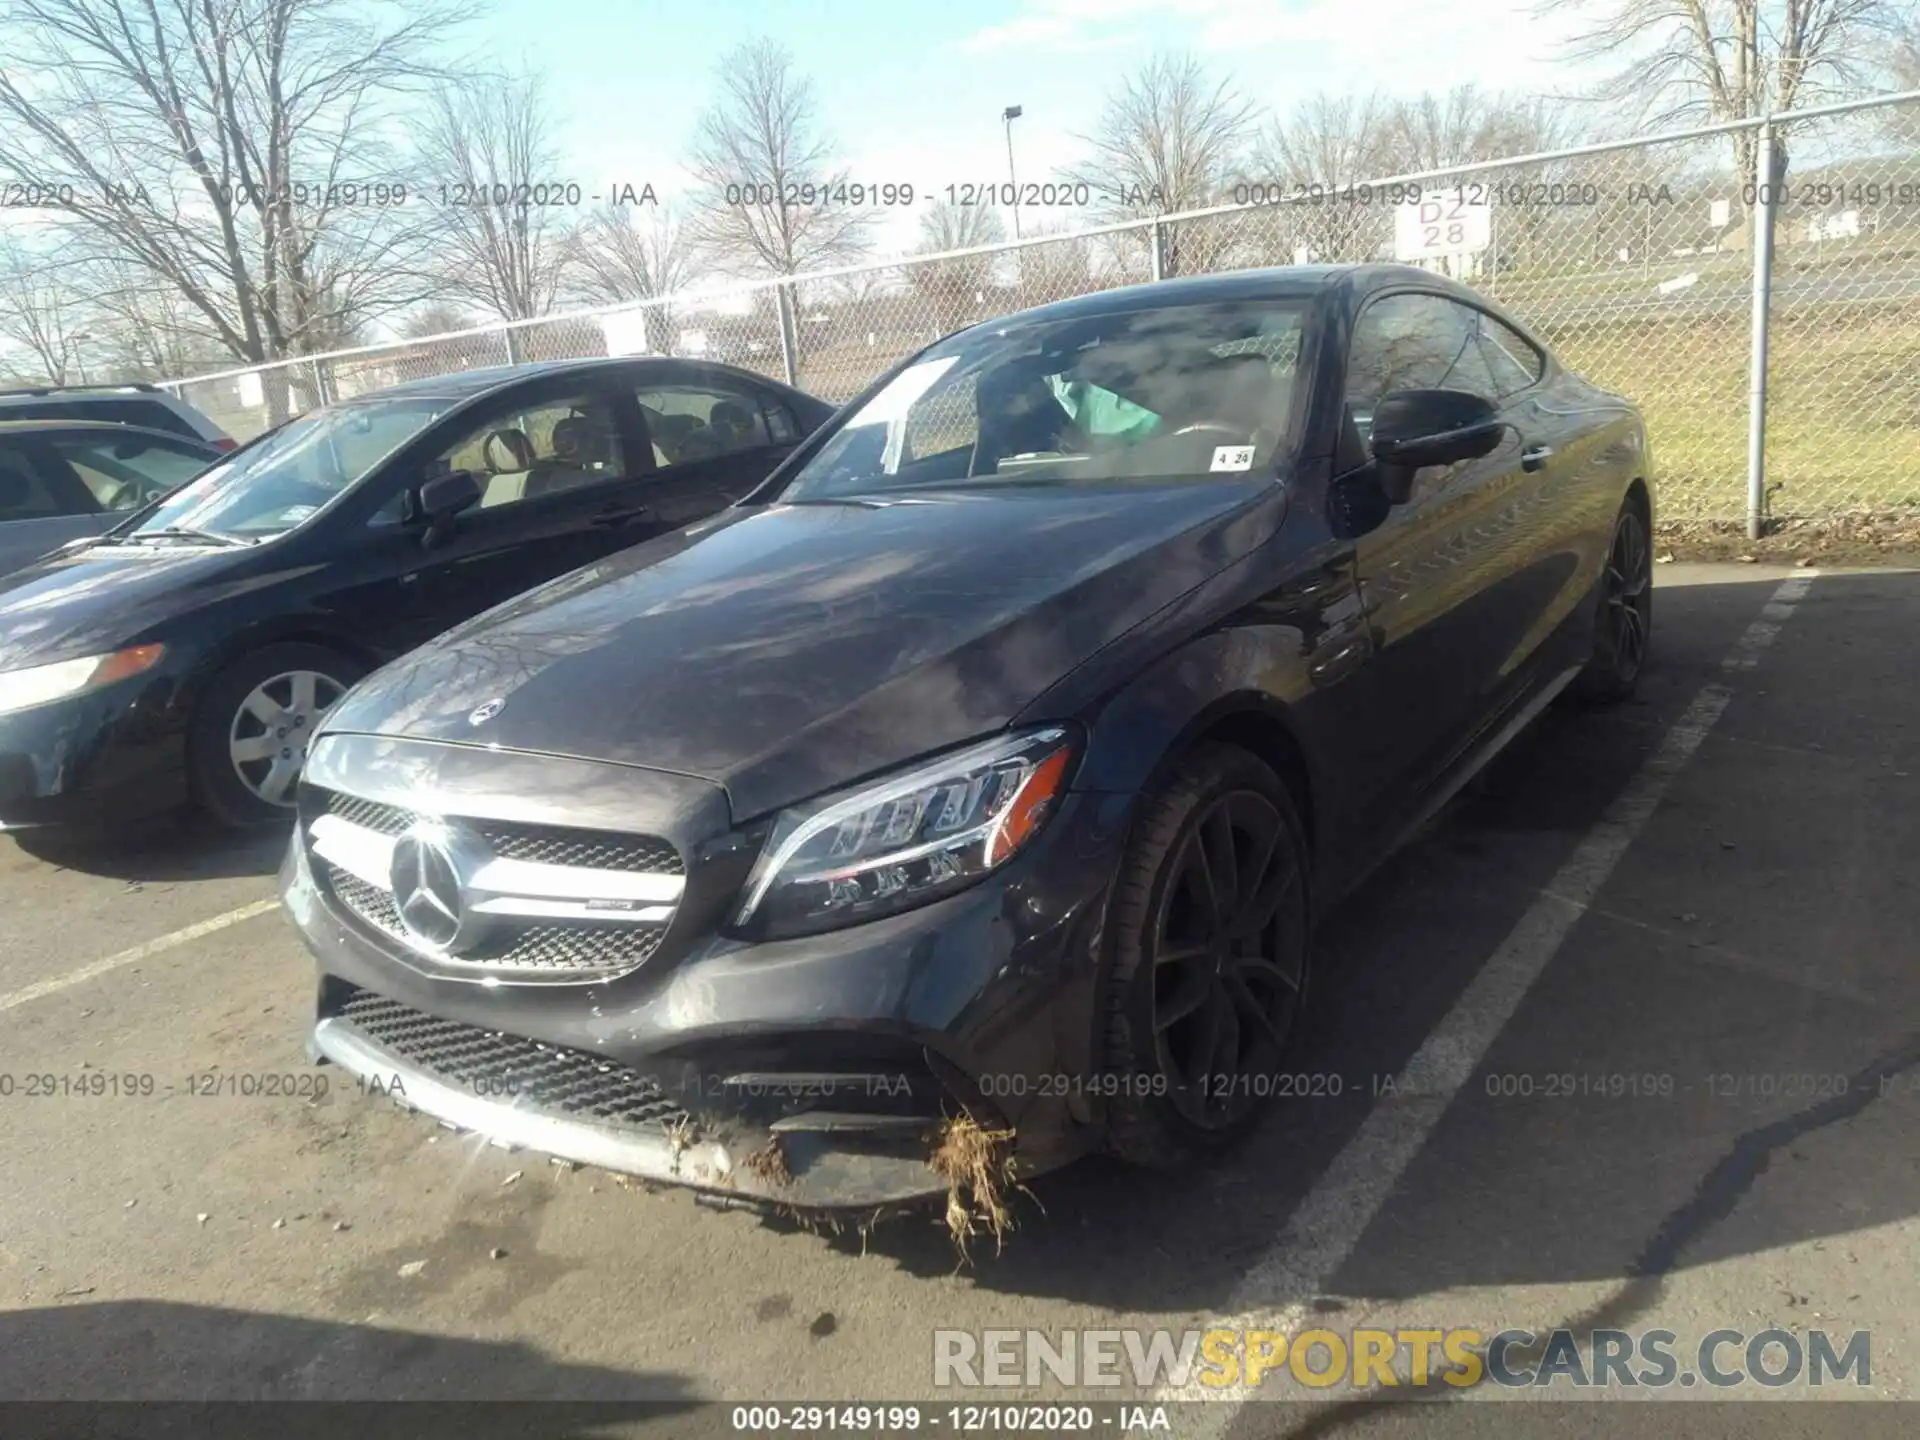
[0,442,79,521]
[1477,313,1545,397]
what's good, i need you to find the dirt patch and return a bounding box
[928,1116,1021,1261]
[1656,512,1920,568]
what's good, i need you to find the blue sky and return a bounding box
[480,0,1591,255]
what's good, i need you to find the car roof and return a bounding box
[0,418,218,445]
[358,355,799,404]
[976,263,1477,328]
[0,383,166,400]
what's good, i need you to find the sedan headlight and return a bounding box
[733,727,1077,939]
[0,645,165,717]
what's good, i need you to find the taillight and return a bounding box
[211,437,238,452]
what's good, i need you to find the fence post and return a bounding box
[1150,220,1165,283]
[775,281,800,388]
[1745,117,1780,541]
[500,325,521,366]
[310,359,331,407]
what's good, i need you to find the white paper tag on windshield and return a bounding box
[1210,445,1255,472]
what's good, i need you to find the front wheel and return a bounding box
[1572,499,1653,704]
[187,643,363,828]
[1100,743,1312,1168]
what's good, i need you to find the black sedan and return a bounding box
[280,266,1654,1210]
[0,358,834,831]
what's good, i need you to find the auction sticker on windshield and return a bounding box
[1210,445,1255,472]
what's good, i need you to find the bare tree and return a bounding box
[683,40,874,278]
[1063,51,1259,277]
[415,71,574,322]
[1012,223,1094,306]
[0,0,459,409]
[565,202,696,352]
[1551,0,1910,222]
[399,302,480,339]
[907,203,1006,333]
[1243,93,1396,264]
[0,234,92,383]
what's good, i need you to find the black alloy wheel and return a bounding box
[1575,500,1653,703]
[1103,743,1312,1164]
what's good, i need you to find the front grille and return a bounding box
[337,989,688,1130]
[321,862,667,978]
[318,788,682,874]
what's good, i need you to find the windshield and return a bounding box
[780,299,1309,502]
[126,397,457,541]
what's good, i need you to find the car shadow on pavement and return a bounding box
[826,571,1920,1335]
[0,1298,698,1413]
[7,810,289,882]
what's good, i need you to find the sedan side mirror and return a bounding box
[415,469,482,547]
[1369,389,1507,504]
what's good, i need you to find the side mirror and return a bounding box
[414,469,482,546]
[1368,389,1506,504]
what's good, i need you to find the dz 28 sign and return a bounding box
[1394,190,1493,262]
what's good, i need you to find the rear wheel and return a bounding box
[187,643,362,828]
[1573,499,1653,704]
[1100,743,1312,1167]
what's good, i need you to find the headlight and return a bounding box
[733,726,1076,939]
[0,645,165,717]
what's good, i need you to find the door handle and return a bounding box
[592,505,654,528]
[1520,444,1554,473]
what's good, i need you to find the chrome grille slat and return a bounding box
[307,784,680,982]
[338,990,688,1129]
[321,862,666,976]
[319,790,681,874]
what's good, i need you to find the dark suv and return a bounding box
[0,383,234,450]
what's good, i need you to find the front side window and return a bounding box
[48,434,212,511]
[780,299,1309,501]
[1345,294,1502,436]
[129,398,455,541]
[432,393,625,510]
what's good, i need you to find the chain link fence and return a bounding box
[161,92,1920,526]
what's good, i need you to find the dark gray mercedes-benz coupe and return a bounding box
[279,265,1654,1211]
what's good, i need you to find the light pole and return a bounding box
[70,331,92,386]
[1002,105,1023,239]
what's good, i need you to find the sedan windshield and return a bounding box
[780,298,1309,502]
[123,397,457,541]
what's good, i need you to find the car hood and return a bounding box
[0,541,258,668]
[322,483,1281,820]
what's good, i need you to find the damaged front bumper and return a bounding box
[308,978,989,1210]
[283,781,1137,1212]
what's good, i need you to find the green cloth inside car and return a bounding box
[1045,374,1162,442]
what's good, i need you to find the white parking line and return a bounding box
[0,899,281,1016]
[1164,571,1819,1414]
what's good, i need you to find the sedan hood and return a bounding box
[0,542,257,668]
[322,483,1280,820]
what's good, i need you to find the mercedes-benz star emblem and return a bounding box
[468,697,505,727]
[389,822,486,954]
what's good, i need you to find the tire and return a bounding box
[1571,497,1654,705]
[186,642,364,828]
[1100,742,1313,1168]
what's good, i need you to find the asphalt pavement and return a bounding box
[0,562,1915,1437]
